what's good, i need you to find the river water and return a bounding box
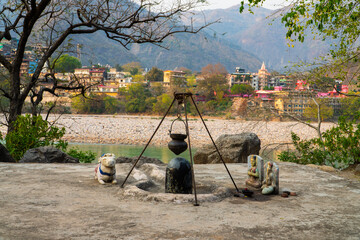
[69,143,278,163]
[68,143,192,163]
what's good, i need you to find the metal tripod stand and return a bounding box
[121,92,240,206]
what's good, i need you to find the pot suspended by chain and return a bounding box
[165,117,192,194]
[168,117,188,155]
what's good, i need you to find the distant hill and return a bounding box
[196,5,331,71]
[75,28,262,72]
[74,4,331,73]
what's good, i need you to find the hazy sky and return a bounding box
[203,0,286,10]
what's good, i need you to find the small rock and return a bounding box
[318,165,336,172]
[355,164,360,176]
[307,164,336,172]
[290,192,297,196]
[281,193,289,198]
[0,143,15,163]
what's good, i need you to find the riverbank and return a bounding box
[44,114,335,148]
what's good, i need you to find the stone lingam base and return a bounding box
[118,163,234,203]
[1,162,359,239]
[118,162,283,203]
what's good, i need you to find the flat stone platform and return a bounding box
[0,162,359,239]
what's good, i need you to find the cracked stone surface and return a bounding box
[0,162,359,239]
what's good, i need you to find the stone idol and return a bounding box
[261,161,279,195]
[246,155,264,189]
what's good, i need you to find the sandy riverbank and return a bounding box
[38,114,336,148]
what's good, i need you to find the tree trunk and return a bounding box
[7,73,24,134]
[7,98,23,133]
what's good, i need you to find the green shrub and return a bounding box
[278,116,360,169]
[225,112,235,120]
[66,147,96,163]
[277,150,298,163]
[5,114,67,161]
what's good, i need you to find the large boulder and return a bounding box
[0,143,15,162]
[194,133,261,164]
[19,146,79,163]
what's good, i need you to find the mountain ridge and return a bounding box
[75,4,330,72]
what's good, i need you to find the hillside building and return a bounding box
[227,67,252,87]
[163,70,186,87]
[74,67,106,85]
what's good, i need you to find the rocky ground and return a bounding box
[37,114,336,148]
[0,162,359,239]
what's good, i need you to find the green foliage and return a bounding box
[186,75,196,87]
[277,151,298,163]
[149,82,165,97]
[71,95,91,113]
[125,83,152,113]
[126,83,151,100]
[339,96,360,119]
[71,94,125,114]
[231,84,255,94]
[122,62,142,75]
[197,74,228,101]
[225,112,235,120]
[52,54,81,73]
[303,99,334,121]
[71,94,105,114]
[5,114,67,161]
[145,67,164,82]
[125,98,145,113]
[312,77,336,92]
[278,116,360,169]
[263,86,274,90]
[67,147,96,163]
[317,116,360,167]
[204,100,232,114]
[132,74,145,82]
[103,96,123,114]
[278,132,327,166]
[114,64,123,72]
[152,94,172,113]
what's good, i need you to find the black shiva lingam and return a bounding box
[121,92,240,206]
[165,118,192,194]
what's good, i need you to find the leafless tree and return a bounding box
[0,0,213,133]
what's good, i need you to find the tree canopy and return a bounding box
[201,63,228,77]
[122,62,143,75]
[197,74,228,101]
[145,67,164,82]
[231,84,255,95]
[52,54,81,73]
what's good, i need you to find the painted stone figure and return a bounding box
[246,155,263,189]
[261,161,279,195]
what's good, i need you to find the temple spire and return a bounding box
[261,62,266,70]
